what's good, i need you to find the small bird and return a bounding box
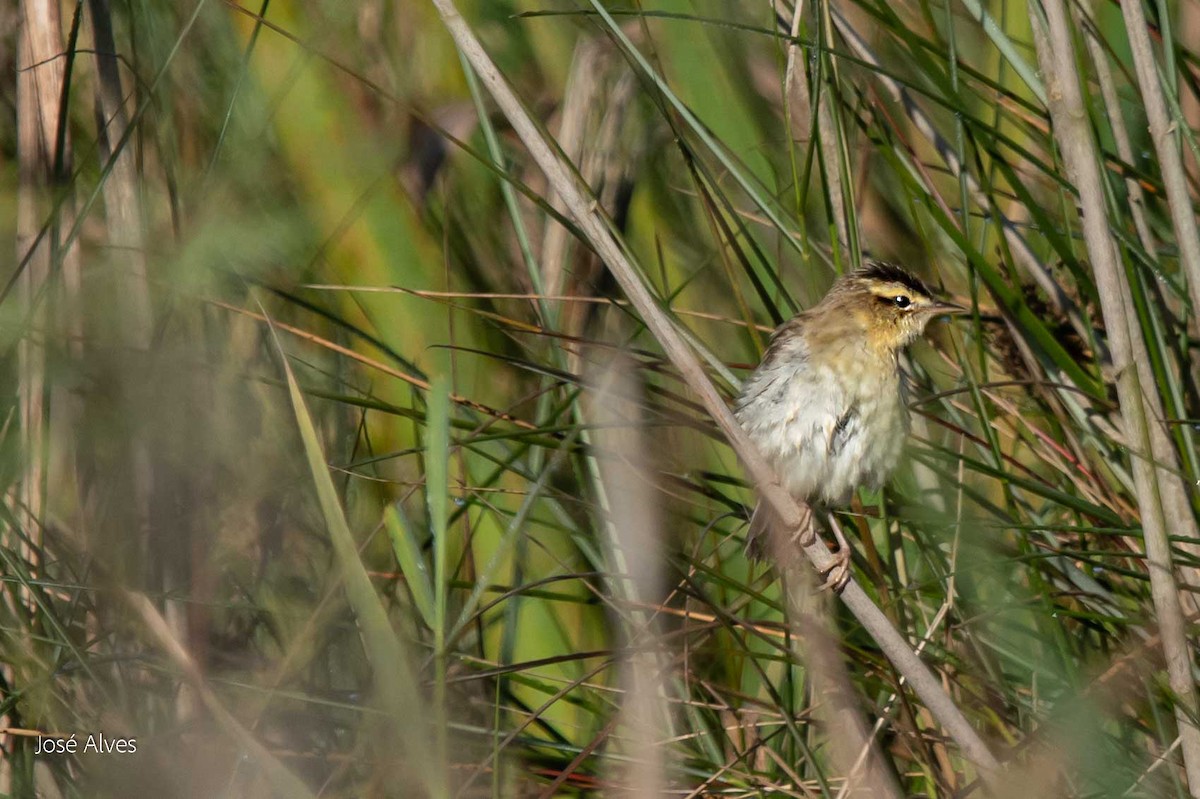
[735,261,964,589]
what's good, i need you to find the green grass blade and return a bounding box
[425,374,452,793]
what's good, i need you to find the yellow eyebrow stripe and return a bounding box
[867,283,913,298]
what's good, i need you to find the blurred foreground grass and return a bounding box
[4,0,1200,796]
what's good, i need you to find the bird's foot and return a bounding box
[817,544,852,594]
[791,506,818,548]
[816,512,854,594]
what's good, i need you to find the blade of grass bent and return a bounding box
[956,0,1047,105]
[271,311,443,798]
[385,504,436,629]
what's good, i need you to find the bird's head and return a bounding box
[820,261,966,353]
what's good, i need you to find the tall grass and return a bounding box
[4,0,1200,796]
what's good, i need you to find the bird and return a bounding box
[734,261,965,590]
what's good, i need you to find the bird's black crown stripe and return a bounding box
[853,261,932,298]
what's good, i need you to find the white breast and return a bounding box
[736,342,905,506]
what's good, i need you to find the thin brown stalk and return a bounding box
[427,0,1000,778]
[1029,1,1200,791]
[89,0,151,344]
[209,299,540,430]
[783,0,812,144]
[542,37,606,302]
[779,0,851,255]
[813,1,852,254]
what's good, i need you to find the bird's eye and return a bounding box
[893,295,911,309]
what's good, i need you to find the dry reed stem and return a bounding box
[783,0,812,144]
[592,354,670,798]
[15,0,68,583]
[428,0,1000,778]
[11,2,76,785]
[781,0,862,271]
[542,38,605,303]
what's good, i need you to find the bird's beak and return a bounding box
[927,300,968,317]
